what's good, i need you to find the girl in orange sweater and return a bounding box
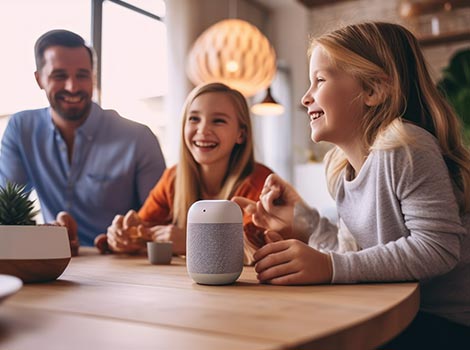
[100,82,272,264]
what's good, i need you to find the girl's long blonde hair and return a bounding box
[173,82,255,228]
[315,22,470,211]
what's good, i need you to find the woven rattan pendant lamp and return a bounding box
[186,18,277,97]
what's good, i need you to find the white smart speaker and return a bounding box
[186,200,243,285]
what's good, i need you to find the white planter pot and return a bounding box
[0,225,71,283]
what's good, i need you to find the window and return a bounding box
[0,0,90,117]
[0,0,168,155]
[100,0,168,152]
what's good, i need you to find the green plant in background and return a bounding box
[0,182,38,225]
[437,49,470,142]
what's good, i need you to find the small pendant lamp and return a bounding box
[186,19,277,97]
[251,86,285,116]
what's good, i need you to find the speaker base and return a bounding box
[189,271,241,285]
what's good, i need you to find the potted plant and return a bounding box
[0,182,38,225]
[0,182,71,282]
[437,49,470,141]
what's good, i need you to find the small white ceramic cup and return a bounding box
[147,241,173,265]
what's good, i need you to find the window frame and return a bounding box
[91,0,164,103]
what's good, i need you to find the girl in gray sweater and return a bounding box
[234,22,470,347]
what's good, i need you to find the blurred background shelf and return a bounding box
[419,29,470,46]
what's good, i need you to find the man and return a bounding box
[0,29,166,251]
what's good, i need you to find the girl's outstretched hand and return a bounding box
[232,173,304,240]
[264,230,283,243]
[140,224,185,255]
[107,210,149,254]
[253,239,333,285]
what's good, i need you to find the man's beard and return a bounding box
[51,92,92,122]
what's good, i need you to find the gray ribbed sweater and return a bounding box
[295,124,470,326]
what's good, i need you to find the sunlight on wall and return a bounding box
[100,0,168,152]
[0,0,90,116]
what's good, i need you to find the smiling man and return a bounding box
[0,30,166,250]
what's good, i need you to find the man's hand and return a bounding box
[54,211,79,256]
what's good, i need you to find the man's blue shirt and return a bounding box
[0,102,166,246]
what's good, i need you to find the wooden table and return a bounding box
[0,248,419,350]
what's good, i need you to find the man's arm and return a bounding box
[0,116,29,188]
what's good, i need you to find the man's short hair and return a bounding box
[34,29,94,71]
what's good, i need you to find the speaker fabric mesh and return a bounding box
[187,223,243,274]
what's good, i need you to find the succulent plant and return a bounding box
[0,182,38,225]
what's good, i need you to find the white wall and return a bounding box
[264,0,311,166]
